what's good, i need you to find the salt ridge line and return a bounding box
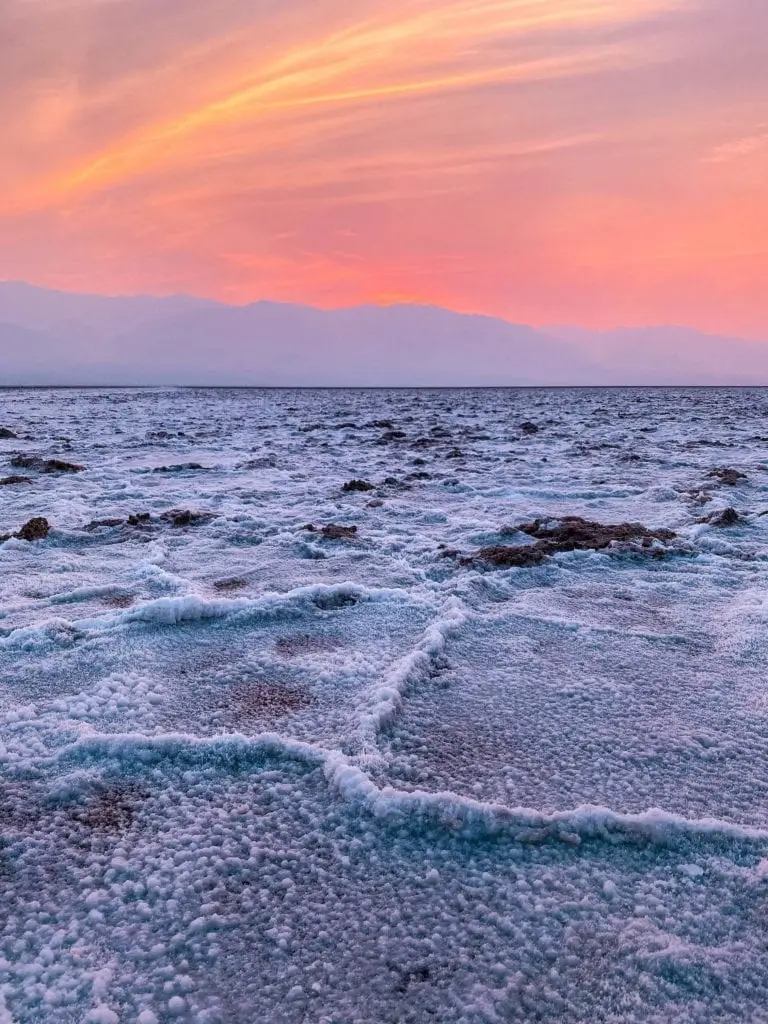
[355,596,469,757]
[54,731,768,848]
[0,580,433,647]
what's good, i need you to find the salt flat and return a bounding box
[1,386,768,1023]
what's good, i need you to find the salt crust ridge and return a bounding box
[52,729,768,848]
[7,579,765,851]
[0,580,425,648]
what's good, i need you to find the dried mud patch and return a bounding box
[67,784,150,835]
[102,594,135,609]
[275,634,344,658]
[230,681,315,723]
[213,577,249,592]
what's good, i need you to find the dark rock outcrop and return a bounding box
[127,513,152,527]
[461,516,677,569]
[161,509,216,528]
[518,516,676,552]
[342,479,375,493]
[465,545,548,568]
[701,507,740,527]
[15,517,50,542]
[708,467,747,486]
[0,475,32,485]
[84,518,124,531]
[304,523,358,540]
[10,455,84,474]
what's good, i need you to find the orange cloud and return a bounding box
[1,0,768,338]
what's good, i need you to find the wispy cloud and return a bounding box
[4,0,674,211]
[2,0,768,337]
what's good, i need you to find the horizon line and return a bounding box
[3,383,768,391]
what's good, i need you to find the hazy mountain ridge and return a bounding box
[1,281,766,385]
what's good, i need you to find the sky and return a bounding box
[2,0,767,337]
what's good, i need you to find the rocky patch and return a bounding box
[161,509,217,528]
[304,523,358,541]
[700,507,740,527]
[10,455,84,474]
[1,517,51,543]
[342,479,375,492]
[84,518,124,531]
[82,510,217,532]
[463,545,547,568]
[708,467,747,486]
[518,516,676,552]
[459,516,677,569]
[0,475,32,486]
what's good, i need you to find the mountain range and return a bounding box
[1,281,767,386]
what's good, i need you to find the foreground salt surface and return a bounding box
[3,388,768,1022]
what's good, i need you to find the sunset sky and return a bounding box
[2,0,767,336]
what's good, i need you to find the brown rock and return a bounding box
[708,467,747,486]
[10,455,84,473]
[342,479,375,492]
[321,524,358,540]
[15,517,50,541]
[465,545,548,568]
[162,509,216,528]
[702,507,740,527]
[127,512,152,527]
[84,518,124,531]
[461,516,677,570]
[518,516,676,552]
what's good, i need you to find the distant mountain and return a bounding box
[1,281,767,386]
[0,282,594,386]
[548,325,768,386]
